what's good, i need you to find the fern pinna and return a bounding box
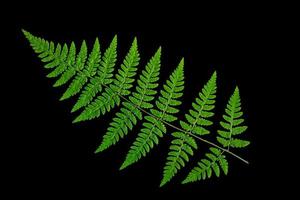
[182,87,248,184]
[160,71,217,186]
[22,29,250,187]
[96,47,161,153]
[120,58,184,170]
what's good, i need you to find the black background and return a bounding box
[8,2,281,198]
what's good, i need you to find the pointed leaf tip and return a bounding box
[181,179,189,184]
[119,155,136,171]
[70,108,76,113]
[211,71,217,79]
[235,86,239,93]
[159,180,167,187]
[59,96,66,101]
[175,58,185,74]
[232,86,240,99]
[177,58,184,69]
[119,162,128,171]
[133,36,138,43]
[72,116,83,124]
[113,34,118,41]
[157,46,162,54]
[21,29,32,39]
[95,143,108,154]
[213,70,217,77]
[180,57,184,64]
[94,147,102,154]
[60,92,70,101]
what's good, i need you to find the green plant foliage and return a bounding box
[120,58,185,170]
[182,87,248,184]
[72,36,117,113]
[73,37,140,123]
[60,38,100,100]
[160,71,217,187]
[54,40,87,87]
[23,30,250,187]
[95,47,161,153]
[217,87,250,148]
[182,147,228,184]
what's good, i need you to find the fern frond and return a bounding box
[71,36,117,113]
[73,37,139,122]
[217,87,250,148]
[120,58,184,170]
[95,47,161,153]
[50,42,76,87]
[160,71,217,187]
[23,30,48,54]
[182,86,248,184]
[46,44,69,77]
[182,147,228,184]
[22,30,65,70]
[161,131,197,187]
[43,43,62,69]
[60,38,100,100]
[53,40,88,87]
[23,30,251,187]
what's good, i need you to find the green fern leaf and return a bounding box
[227,138,250,148]
[182,86,249,184]
[160,131,197,187]
[120,58,184,170]
[216,87,250,148]
[22,30,76,81]
[44,43,62,68]
[73,37,139,122]
[23,30,251,186]
[23,30,49,54]
[182,147,228,184]
[160,71,217,187]
[52,42,76,87]
[95,47,161,153]
[71,36,117,113]
[46,44,69,77]
[60,38,101,100]
[40,42,56,62]
[22,30,64,70]
[53,40,88,87]
[60,72,88,100]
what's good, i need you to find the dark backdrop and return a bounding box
[9,3,275,198]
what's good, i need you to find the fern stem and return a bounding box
[101,83,249,165]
